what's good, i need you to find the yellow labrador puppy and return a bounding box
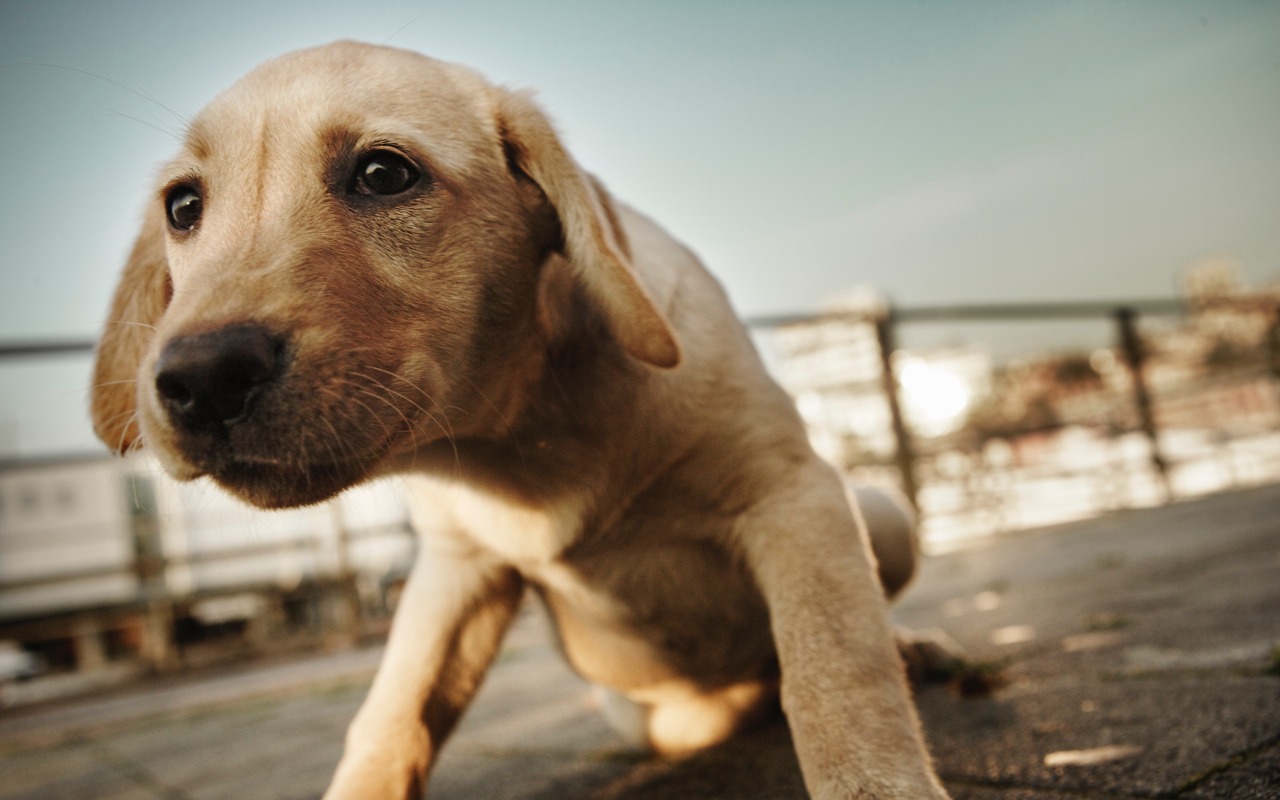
[91,41,948,800]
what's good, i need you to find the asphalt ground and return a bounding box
[1,483,1277,799]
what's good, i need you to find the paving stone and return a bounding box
[1,484,1277,800]
[0,742,158,800]
[918,676,1280,797]
[944,787,1118,800]
[105,689,359,800]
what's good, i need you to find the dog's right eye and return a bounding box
[352,150,422,197]
[166,185,203,232]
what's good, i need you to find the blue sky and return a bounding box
[2,0,1279,455]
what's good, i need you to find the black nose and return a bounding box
[154,324,284,434]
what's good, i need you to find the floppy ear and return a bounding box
[90,201,170,454]
[495,88,680,369]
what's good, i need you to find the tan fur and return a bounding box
[90,41,948,799]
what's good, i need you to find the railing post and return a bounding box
[1267,304,1280,378]
[128,473,179,672]
[875,308,920,511]
[328,499,363,643]
[1115,306,1172,501]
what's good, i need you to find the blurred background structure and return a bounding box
[1,0,1278,710]
[3,260,1277,699]
[763,260,1280,548]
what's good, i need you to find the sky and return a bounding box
[2,0,1279,457]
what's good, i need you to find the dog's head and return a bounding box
[91,41,679,508]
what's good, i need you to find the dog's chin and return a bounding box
[208,458,371,509]
[153,442,374,509]
[143,414,390,508]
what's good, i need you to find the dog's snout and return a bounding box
[155,324,284,433]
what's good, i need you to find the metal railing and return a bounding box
[749,296,1280,545]
[2,295,1277,670]
[5,294,1279,525]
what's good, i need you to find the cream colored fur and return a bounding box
[90,41,948,799]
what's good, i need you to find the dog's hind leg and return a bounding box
[595,680,779,756]
[850,485,919,600]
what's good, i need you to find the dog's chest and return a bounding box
[404,475,586,567]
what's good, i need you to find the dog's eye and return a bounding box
[166,185,203,232]
[352,150,421,196]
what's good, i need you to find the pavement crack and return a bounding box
[1168,730,1280,797]
[84,738,192,800]
[938,773,1156,798]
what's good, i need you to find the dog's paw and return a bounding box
[322,752,425,800]
[897,627,1010,697]
[896,627,968,684]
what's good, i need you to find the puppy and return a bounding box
[91,41,948,799]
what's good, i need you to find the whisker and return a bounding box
[313,384,377,466]
[99,108,181,140]
[97,406,140,431]
[110,320,159,332]
[115,412,141,456]
[353,371,441,427]
[295,427,315,494]
[358,366,461,445]
[322,384,394,443]
[316,421,346,475]
[459,374,513,429]
[354,377,460,477]
[355,385,432,474]
[382,8,443,46]
[356,372,461,450]
[355,387,417,439]
[2,62,190,127]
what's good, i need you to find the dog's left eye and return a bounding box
[352,150,421,196]
[166,185,203,232]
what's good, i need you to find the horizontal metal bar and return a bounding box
[0,339,96,358]
[0,539,326,595]
[4,297,1275,357]
[894,299,1189,323]
[745,298,1189,328]
[745,296,1278,329]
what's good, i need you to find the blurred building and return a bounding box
[0,454,415,692]
[0,456,139,624]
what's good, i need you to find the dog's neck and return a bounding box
[389,281,654,508]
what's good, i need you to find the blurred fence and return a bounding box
[1,294,1278,685]
[750,296,1280,551]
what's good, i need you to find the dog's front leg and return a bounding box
[323,549,523,800]
[737,466,949,800]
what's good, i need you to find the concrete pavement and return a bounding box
[1,483,1277,799]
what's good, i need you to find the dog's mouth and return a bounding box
[152,394,411,509]
[208,455,380,509]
